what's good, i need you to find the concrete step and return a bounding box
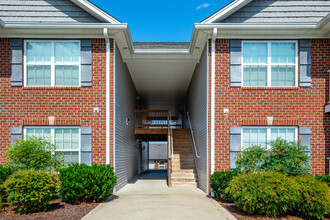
[172,158,194,162]
[171,182,198,188]
[171,169,196,173]
[171,172,197,178]
[172,154,194,158]
[171,177,197,183]
[172,165,195,169]
[172,160,194,165]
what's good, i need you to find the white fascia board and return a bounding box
[70,0,121,24]
[2,23,128,29]
[133,49,190,54]
[201,0,252,24]
[195,23,318,30]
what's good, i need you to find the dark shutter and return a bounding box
[81,127,92,165]
[299,40,312,87]
[80,40,92,87]
[230,40,242,87]
[10,127,22,144]
[10,39,23,86]
[230,127,241,169]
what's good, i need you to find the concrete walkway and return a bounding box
[83,171,237,220]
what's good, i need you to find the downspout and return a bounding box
[104,28,111,165]
[211,28,217,176]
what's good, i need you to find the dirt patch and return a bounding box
[0,200,99,220]
[217,200,330,220]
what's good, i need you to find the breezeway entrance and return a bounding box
[82,171,236,220]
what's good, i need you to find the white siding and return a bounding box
[185,45,208,193]
[0,0,101,23]
[114,43,138,191]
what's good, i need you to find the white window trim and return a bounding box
[241,126,298,150]
[24,126,81,164]
[24,40,81,87]
[241,41,298,88]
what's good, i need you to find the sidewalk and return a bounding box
[82,171,237,220]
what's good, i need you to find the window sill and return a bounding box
[23,87,81,90]
[241,87,299,90]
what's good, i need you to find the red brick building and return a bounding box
[0,0,329,193]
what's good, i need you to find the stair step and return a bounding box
[171,173,196,178]
[171,182,198,187]
[171,169,196,173]
[171,178,197,183]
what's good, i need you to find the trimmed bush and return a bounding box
[294,175,330,220]
[225,172,300,218]
[7,136,63,172]
[3,170,59,213]
[315,174,330,186]
[0,164,16,197]
[210,170,239,202]
[235,139,311,175]
[59,163,117,204]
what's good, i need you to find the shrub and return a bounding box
[294,175,330,220]
[266,139,311,175]
[7,136,63,172]
[225,172,300,218]
[235,145,268,173]
[0,164,16,198]
[315,174,330,186]
[210,170,239,202]
[3,169,59,213]
[235,138,311,175]
[59,163,117,204]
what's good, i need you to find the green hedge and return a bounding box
[225,172,299,217]
[0,165,16,198]
[235,139,311,175]
[294,175,330,220]
[7,136,63,172]
[3,169,59,213]
[59,163,117,204]
[210,170,239,202]
[315,174,330,186]
[225,172,330,219]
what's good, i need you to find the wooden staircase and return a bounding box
[170,129,198,187]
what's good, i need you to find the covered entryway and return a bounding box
[82,171,236,220]
[114,41,209,193]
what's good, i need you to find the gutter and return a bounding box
[210,28,217,176]
[104,28,111,165]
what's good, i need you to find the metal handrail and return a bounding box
[169,112,174,159]
[187,112,200,158]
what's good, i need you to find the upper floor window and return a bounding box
[25,127,80,165]
[25,41,80,87]
[242,41,297,87]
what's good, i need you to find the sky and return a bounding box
[89,0,233,42]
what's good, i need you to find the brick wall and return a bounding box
[208,39,330,175]
[0,38,114,165]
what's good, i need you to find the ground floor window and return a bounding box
[242,127,297,150]
[24,127,80,164]
[230,126,298,169]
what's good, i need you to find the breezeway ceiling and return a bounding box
[126,59,197,115]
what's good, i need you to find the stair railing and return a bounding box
[187,112,200,159]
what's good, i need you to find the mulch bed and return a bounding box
[217,200,330,220]
[0,200,99,220]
